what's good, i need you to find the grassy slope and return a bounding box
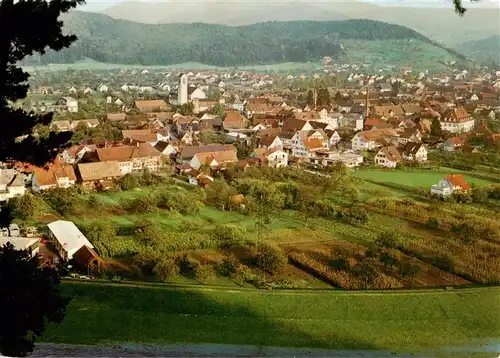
[43,282,500,352]
[353,168,493,188]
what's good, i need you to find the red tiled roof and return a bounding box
[445,174,470,190]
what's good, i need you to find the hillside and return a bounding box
[24,12,463,69]
[457,35,500,66]
[99,0,500,44]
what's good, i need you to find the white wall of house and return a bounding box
[375,151,398,168]
[267,150,288,168]
[440,119,475,133]
[430,179,453,196]
[351,133,377,151]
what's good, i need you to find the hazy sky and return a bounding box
[80,0,500,12]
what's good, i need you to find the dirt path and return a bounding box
[30,343,416,357]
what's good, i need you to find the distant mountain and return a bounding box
[457,35,500,66]
[100,0,500,45]
[23,12,464,69]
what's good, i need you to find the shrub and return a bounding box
[337,206,368,225]
[178,255,200,277]
[212,224,246,248]
[156,191,200,215]
[123,196,157,213]
[10,193,37,219]
[399,258,421,279]
[116,174,140,190]
[256,243,287,275]
[42,187,80,215]
[218,253,240,277]
[87,194,103,210]
[194,264,216,283]
[153,258,180,281]
[425,217,440,230]
[134,220,165,245]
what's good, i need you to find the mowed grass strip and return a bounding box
[42,282,500,352]
[354,169,493,188]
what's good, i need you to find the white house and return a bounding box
[375,146,402,168]
[431,174,470,197]
[97,84,109,93]
[57,97,78,113]
[32,164,76,192]
[62,144,97,164]
[291,130,328,158]
[253,148,288,168]
[440,106,475,133]
[47,220,93,261]
[401,143,428,162]
[258,135,284,150]
[0,237,40,256]
[188,87,206,101]
[189,149,238,170]
[0,169,26,201]
[351,128,398,152]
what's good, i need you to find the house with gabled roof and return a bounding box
[443,136,464,152]
[258,134,283,150]
[190,149,238,170]
[0,169,25,201]
[252,148,288,168]
[351,128,399,151]
[431,174,470,197]
[440,106,474,133]
[375,146,402,168]
[400,142,427,162]
[96,143,161,174]
[32,162,76,192]
[77,161,122,190]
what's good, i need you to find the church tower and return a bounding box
[178,73,188,105]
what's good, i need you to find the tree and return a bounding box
[430,118,442,137]
[178,102,194,115]
[153,258,180,281]
[0,0,84,166]
[306,89,314,106]
[0,243,70,357]
[256,243,287,275]
[210,103,226,119]
[317,87,330,106]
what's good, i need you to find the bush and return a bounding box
[10,193,37,219]
[194,264,216,283]
[153,258,180,281]
[218,253,240,277]
[400,258,421,279]
[87,194,103,210]
[337,206,368,225]
[42,187,80,215]
[123,196,157,213]
[425,217,440,230]
[471,187,489,203]
[178,255,200,277]
[256,243,287,275]
[134,220,164,245]
[116,174,140,190]
[212,225,246,248]
[156,191,200,215]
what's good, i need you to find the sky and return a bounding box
[79,0,500,12]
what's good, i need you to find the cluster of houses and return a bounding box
[0,68,494,198]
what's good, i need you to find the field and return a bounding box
[42,282,500,354]
[353,168,493,188]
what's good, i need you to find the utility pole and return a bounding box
[365,84,370,119]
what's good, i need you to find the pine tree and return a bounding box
[317,87,331,106]
[0,0,84,166]
[306,89,314,106]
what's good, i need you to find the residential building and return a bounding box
[32,164,76,192]
[291,130,328,158]
[62,144,97,164]
[96,143,162,174]
[252,148,288,168]
[258,135,283,150]
[134,100,170,113]
[401,143,428,162]
[77,161,122,190]
[440,106,475,133]
[351,128,399,151]
[0,169,25,201]
[122,129,159,146]
[56,97,78,113]
[443,136,464,152]
[178,144,236,163]
[375,146,402,168]
[431,174,470,197]
[190,149,239,170]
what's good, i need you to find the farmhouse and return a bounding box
[135,100,170,113]
[77,161,122,190]
[252,148,288,168]
[190,150,238,170]
[401,142,428,162]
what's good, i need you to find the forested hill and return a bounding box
[457,35,500,67]
[24,11,462,67]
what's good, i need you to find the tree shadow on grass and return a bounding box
[41,281,380,354]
